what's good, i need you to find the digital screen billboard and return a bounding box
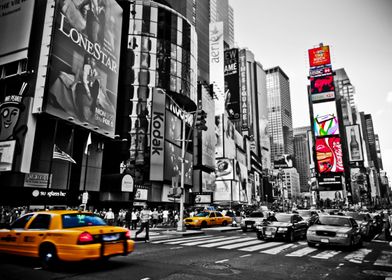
[310,75,335,94]
[44,0,123,137]
[345,125,364,162]
[308,46,331,67]
[164,141,193,186]
[316,137,344,173]
[224,48,240,120]
[215,158,234,181]
[309,65,333,77]
[273,154,294,169]
[313,101,339,136]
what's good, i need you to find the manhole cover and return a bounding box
[200,263,241,276]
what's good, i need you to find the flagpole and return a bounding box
[47,119,59,190]
[66,128,75,191]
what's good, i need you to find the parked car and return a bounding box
[344,211,374,240]
[255,213,308,242]
[240,211,266,232]
[296,210,319,226]
[307,215,362,249]
[0,210,134,269]
[184,211,232,228]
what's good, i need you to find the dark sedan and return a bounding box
[344,212,373,240]
[255,213,308,242]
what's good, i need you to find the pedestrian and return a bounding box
[125,209,132,229]
[162,208,169,226]
[135,205,151,242]
[151,208,159,228]
[104,208,115,225]
[131,209,138,230]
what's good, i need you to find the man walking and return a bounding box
[135,205,151,242]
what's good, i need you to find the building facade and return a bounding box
[210,0,234,49]
[293,126,311,193]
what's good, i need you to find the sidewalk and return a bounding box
[130,225,241,242]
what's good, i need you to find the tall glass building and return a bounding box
[266,66,294,164]
[210,0,234,48]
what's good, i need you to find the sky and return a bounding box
[229,0,392,180]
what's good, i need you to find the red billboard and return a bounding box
[310,75,335,94]
[308,46,331,67]
[44,0,123,137]
[316,137,344,173]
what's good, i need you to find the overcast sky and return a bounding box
[230,0,392,180]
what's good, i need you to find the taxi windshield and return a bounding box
[195,212,210,217]
[62,214,106,228]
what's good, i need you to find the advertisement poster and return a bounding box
[346,125,364,162]
[0,140,16,171]
[215,114,224,158]
[193,193,212,204]
[313,101,339,136]
[209,22,225,115]
[316,137,344,173]
[202,87,216,169]
[310,75,335,94]
[273,154,294,169]
[318,175,342,191]
[224,115,236,158]
[164,142,193,186]
[319,190,343,201]
[224,48,240,120]
[201,171,216,192]
[44,0,123,137]
[215,158,234,181]
[309,65,332,77]
[0,0,35,65]
[165,110,181,147]
[235,161,248,203]
[308,45,331,67]
[134,188,148,201]
[214,181,232,201]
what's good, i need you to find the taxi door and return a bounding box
[215,212,224,225]
[209,212,217,226]
[0,214,34,255]
[19,214,52,257]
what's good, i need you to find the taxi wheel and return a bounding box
[39,243,58,270]
[200,221,207,228]
[222,221,228,227]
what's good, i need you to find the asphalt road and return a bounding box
[0,229,391,280]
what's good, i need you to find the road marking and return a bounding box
[165,236,224,245]
[181,236,239,246]
[215,259,229,263]
[140,278,151,280]
[312,250,341,259]
[170,246,183,250]
[344,248,372,264]
[33,267,42,270]
[199,237,255,248]
[286,247,318,257]
[219,239,262,249]
[260,243,295,255]
[374,251,392,267]
[239,242,282,252]
[152,235,217,244]
[239,254,252,258]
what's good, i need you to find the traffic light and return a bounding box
[195,110,208,131]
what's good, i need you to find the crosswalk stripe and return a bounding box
[286,247,318,257]
[239,242,282,252]
[312,250,341,259]
[181,236,240,246]
[344,249,372,264]
[374,251,392,267]
[165,236,224,245]
[199,237,255,248]
[218,239,262,249]
[152,235,215,244]
[260,243,296,255]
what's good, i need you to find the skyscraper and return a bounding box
[294,126,311,193]
[266,66,294,164]
[210,0,234,48]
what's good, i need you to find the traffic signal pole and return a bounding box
[177,115,187,232]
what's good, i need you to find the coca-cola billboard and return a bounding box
[316,137,344,174]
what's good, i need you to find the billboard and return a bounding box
[311,91,335,103]
[273,154,294,169]
[209,22,225,115]
[215,158,234,181]
[164,142,193,186]
[235,161,249,203]
[310,75,335,94]
[215,114,224,158]
[316,137,344,173]
[214,181,232,201]
[150,88,166,180]
[224,48,240,120]
[346,125,364,162]
[313,101,339,136]
[44,0,123,137]
[165,110,181,147]
[201,87,216,169]
[0,0,35,65]
[0,140,16,171]
[224,114,236,158]
[193,193,212,204]
[309,65,333,77]
[239,49,249,131]
[318,175,342,191]
[308,45,331,67]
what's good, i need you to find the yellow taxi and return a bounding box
[0,210,134,268]
[184,211,232,228]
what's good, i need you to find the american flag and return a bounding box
[53,144,76,164]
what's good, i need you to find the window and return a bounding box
[11,214,34,229]
[209,212,216,218]
[28,214,51,230]
[216,212,223,217]
[62,214,106,229]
